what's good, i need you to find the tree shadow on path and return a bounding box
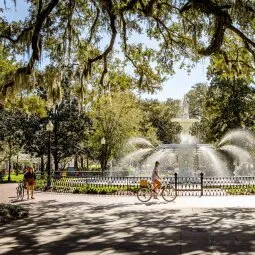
[0,200,255,255]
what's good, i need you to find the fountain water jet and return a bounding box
[109,99,255,177]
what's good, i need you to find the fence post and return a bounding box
[174,173,177,196]
[200,172,204,196]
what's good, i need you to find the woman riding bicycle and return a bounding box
[151,161,161,198]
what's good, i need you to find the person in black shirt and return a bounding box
[24,167,36,199]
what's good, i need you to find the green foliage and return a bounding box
[190,77,255,143]
[2,1,255,101]
[49,98,92,171]
[2,174,24,183]
[89,92,143,171]
[226,186,255,195]
[0,203,29,225]
[0,109,26,160]
[186,83,208,119]
[140,99,182,143]
[0,44,17,85]
[66,185,139,195]
[72,186,120,195]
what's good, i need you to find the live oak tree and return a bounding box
[1,0,255,103]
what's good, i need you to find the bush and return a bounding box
[0,204,29,225]
[69,186,121,194]
[73,188,80,194]
[226,186,255,195]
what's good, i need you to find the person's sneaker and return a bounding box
[153,196,159,200]
[31,197,35,199]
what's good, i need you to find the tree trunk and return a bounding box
[15,154,19,176]
[8,157,11,182]
[74,155,78,170]
[53,108,59,173]
[80,156,84,169]
[100,154,108,176]
[40,154,44,177]
[53,154,58,173]
[86,155,89,170]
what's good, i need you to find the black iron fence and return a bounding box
[37,173,255,196]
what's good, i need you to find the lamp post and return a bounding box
[46,120,54,189]
[100,137,106,174]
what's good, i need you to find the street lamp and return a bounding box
[46,120,54,189]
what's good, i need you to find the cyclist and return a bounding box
[151,161,161,198]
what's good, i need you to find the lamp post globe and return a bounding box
[46,120,54,132]
[101,137,106,145]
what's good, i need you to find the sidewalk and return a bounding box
[1,183,255,254]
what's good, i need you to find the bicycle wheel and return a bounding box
[20,185,24,200]
[162,186,176,202]
[137,187,152,202]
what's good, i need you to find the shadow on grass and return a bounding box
[0,200,255,255]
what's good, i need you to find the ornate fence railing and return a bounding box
[37,173,255,196]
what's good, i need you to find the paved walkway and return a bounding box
[1,183,255,255]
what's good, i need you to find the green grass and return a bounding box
[2,174,24,183]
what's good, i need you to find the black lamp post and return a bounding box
[101,137,106,173]
[46,120,54,189]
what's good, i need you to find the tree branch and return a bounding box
[87,1,100,44]
[198,16,227,55]
[28,0,59,71]
[244,41,255,63]
[0,26,34,44]
[83,0,117,86]
[1,0,59,98]
[120,0,139,12]
[228,24,255,49]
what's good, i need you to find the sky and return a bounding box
[1,0,209,101]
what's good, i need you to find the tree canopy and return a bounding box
[190,77,255,143]
[1,0,255,103]
[89,92,143,172]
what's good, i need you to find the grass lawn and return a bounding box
[2,174,24,182]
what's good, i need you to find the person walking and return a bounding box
[24,167,36,199]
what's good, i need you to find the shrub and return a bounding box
[0,204,29,225]
[73,188,80,194]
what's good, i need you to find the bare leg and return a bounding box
[27,185,30,199]
[31,185,34,199]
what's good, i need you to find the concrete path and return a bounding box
[1,183,255,255]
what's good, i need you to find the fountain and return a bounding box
[217,129,255,176]
[110,98,255,177]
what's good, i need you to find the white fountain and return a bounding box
[109,98,255,177]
